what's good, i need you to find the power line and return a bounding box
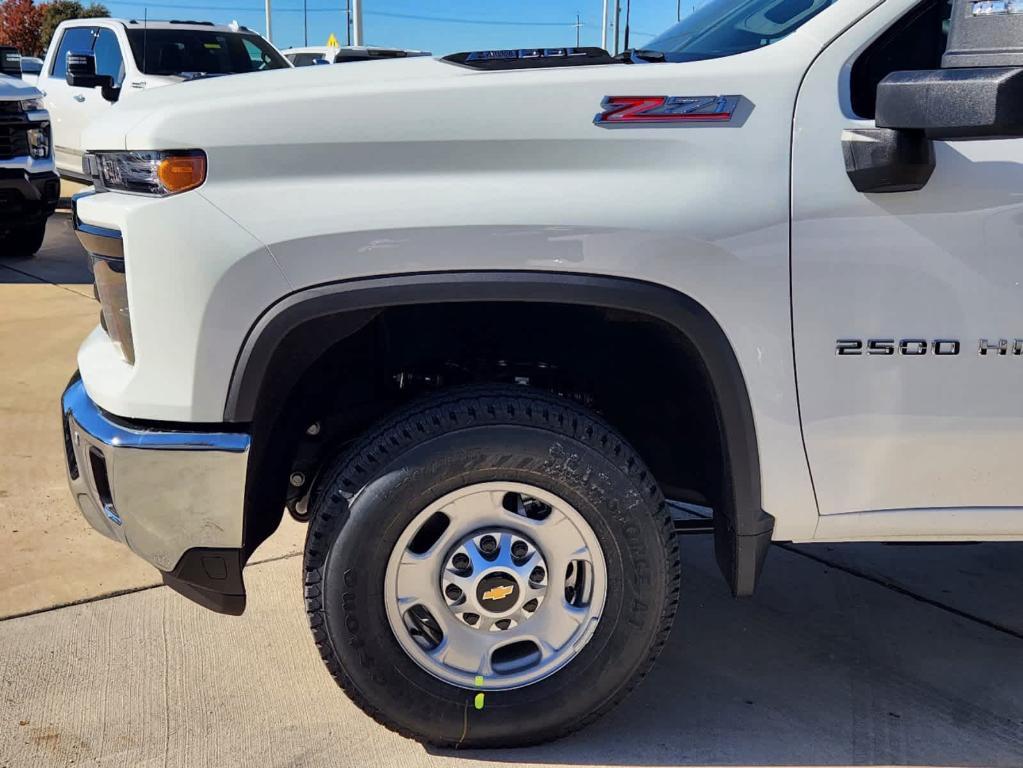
[103,1,593,26]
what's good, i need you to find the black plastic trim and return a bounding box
[0,168,59,223]
[842,127,935,193]
[162,547,246,615]
[226,272,773,595]
[876,67,1023,140]
[442,47,614,71]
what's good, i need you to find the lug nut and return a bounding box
[289,472,305,487]
[523,598,538,613]
[463,613,480,626]
[511,540,529,559]
[495,619,511,630]
[529,566,546,583]
[451,553,471,572]
[479,535,498,555]
[445,584,462,601]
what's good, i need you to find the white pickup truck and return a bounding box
[62,0,1023,748]
[39,18,289,180]
[0,49,59,255]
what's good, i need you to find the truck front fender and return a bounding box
[226,271,773,595]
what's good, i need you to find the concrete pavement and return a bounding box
[2,538,1022,767]
[1,217,1022,767]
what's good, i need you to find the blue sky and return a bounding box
[90,0,699,53]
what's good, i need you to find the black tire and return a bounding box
[304,386,680,747]
[2,220,46,257]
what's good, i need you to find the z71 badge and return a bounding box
[594,95,742,126]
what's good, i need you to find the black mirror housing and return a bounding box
[876,66,1023,140]
[66,50,120,102]
[0,46,23,78]
[66,50,100,86]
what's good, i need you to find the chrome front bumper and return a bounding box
[61,377,251,579]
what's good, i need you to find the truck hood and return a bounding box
[0,73,42,100]
[82,57,472,150]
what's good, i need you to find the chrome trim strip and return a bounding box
[62,379,250,453]
[75,221,122,240]
[73,219,124,259]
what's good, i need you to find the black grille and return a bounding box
[0,126,29,160]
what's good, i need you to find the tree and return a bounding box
[0,0,44,57]
[38,0,108,55]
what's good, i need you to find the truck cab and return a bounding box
[40,18,289,180]
[0,48,58,257]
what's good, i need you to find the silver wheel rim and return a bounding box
[383,482,607,690]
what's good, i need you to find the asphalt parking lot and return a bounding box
[1,214,1022,767]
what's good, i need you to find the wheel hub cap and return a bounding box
[442,530,547,630]
[383,482,607,690]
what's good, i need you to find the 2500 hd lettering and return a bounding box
[61,0,1023,747]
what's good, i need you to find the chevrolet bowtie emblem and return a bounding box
[481,585,515,602]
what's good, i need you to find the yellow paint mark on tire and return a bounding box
[474,675,485,710]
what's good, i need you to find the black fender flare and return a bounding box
[226,271,773,595]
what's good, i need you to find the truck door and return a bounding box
[791,0,1023,536]
[44,25,122,179]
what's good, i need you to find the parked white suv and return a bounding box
[63,0,1023,749]
[40,18,289,180]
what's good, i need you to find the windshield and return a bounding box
[644,0,837,62]
[287,52,327,66]
[125,29,288,75]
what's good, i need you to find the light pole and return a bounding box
[600,0,610,50]
[264,0,272,43]
[303,0,307,45]
[623,0,631,50]
[352,0,364,45]
[613,0,621,54]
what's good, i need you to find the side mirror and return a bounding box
[876,67,1023,140]
[0,46,23,78]
[66,51,120,102]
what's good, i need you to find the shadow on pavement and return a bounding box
[432,538,1023,767]
[0,213,92,286]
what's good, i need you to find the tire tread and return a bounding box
[303,385,680,747]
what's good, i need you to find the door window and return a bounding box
[849,0,953,118]
[50,26,97,78]
[243,38,277,70]
[288,52,325,66]
[93,28,125,85]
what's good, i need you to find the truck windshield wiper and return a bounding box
[615,48,667,63]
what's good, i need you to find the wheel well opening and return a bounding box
[241,301,729,559]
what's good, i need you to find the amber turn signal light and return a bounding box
[156,154,207,194]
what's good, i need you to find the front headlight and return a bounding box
[88,150,207,196]
[27,126,50,158]
[20,97,45,112]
